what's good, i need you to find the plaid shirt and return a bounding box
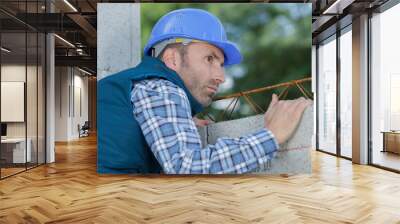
[131,78,279,174]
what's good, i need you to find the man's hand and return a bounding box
[193,117,214,127]
[264,94,312,145]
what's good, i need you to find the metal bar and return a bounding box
[86,0,97,12]
[36,8,39,167]
[228,97,240,120]
[242,94,260,114]
[278,85,290,99]
[0,8,38,32]
[294,82,310,99]
[217,97,236,122]
[316,44,320,151]
[205,113,216,123]
[296,82,313,99]
[44,30,47,164]
[282,88,290,99]
[337,29,341,157]
[367,11,373,165]
[246,94,264,113]
[25,2,28,171]
[213,77,311,101]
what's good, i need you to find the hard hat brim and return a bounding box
[209,40,242,66]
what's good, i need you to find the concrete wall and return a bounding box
[197,106,314,174]
[97,3,141,80]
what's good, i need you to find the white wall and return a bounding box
[55,66,68,141]
[55,67,89,141]
[71,72,89,138]
[1,64,38,138]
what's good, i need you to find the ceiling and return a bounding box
[0,0,392,76]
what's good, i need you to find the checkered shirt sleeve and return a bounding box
[131,78,279,174]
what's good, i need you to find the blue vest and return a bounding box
[97,56,203,174]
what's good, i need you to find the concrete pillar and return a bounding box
[352,14,369,164]
[46,32,55,163]
[97,3,141,80]
[45,0,56,163]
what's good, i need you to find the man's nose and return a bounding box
[215,67,225,84]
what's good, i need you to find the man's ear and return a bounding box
[162,48,181,71]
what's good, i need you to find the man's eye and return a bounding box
[207,56,214,63]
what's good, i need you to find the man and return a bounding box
[97,8,311,174]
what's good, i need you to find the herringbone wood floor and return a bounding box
[1,134,400,224]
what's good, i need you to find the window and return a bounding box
[0,1,47,179]
[371,3,400,171]
[317,35,337,154]
[339,27,352,158]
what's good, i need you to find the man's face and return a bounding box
[176,42,225,107]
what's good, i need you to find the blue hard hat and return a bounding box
[143,8,242,66]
